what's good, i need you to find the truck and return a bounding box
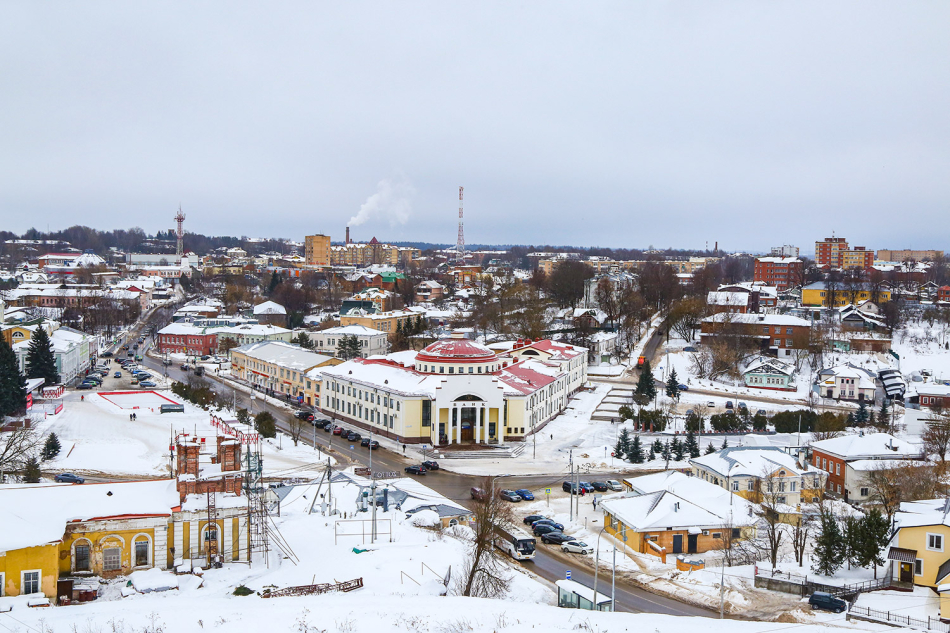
[495,522,536,561]
[637,355,646,367]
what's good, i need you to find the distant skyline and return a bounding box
[2,3,948,252]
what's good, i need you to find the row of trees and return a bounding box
[0,329,61,418]
[812,509,890,578]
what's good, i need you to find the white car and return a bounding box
[562,541,594,555]
[606,480,623,492]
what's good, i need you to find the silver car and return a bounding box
[606,480,623,492]
[562,540,594,555]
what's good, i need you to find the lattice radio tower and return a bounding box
[174,205,186,258]
[456,186,465,263]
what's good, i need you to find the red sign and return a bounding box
[26,394,33,410]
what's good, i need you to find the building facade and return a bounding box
[753,257,803,291]
[229,340,341,400]
[304,234,331,266]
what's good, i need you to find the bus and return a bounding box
[495,522,536,561]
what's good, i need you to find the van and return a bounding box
[808,592,846,613]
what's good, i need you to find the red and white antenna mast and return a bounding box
[174,205,186,258]
[456,186,465,263]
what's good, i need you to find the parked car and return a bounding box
[756,409,767,417]
[180,364,190,371]
[523,514,548,525]
[725,400,734,409]
[77,382,95,390]
[532,524,561,537]
[295,411,315,422]
[200,355,210,361]
[422,460,439,471]
[368,440,380,450]
[114,371,122,378]
[346,432,361,441]
[130,379,139,385]
[404,465,427,476]
[541,532,574,545]
[678,384,689,391]
[562,481,585,495]
[515,488,534,500]
[532,519,564,531]
[683,346,697,353]
[562,540,595,555]
[590,482,609,492]
[324,423,335,433]
[101,351,113,358]
[606,480,623,492]
[500,489,522,502]
[808,592,846,613]
[707,400,715,407]
[140,381,157,388]
[360,437,372,447]
[578,481,595,493]
[332,427,344,435]
[738,401,748,411]
[55,473,85,484]
[470,487,487,501]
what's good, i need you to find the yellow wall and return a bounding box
[802,287,891,307]
[59,525,159,578]
[0,543,60,597]
[896,524,950,588]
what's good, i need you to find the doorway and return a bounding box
[687,534,698,554]
[900,562,913,583]
[672,534,683,554]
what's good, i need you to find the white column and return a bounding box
[154,523,168,570]
[189,518,200,560]
[174,518,184,564]
[475,407,481,444]
[223,516,232,561]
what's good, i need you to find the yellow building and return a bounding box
[340,309,419,336]
[229,340,341,400]
[305,234,331,267]
[801,282,891,307]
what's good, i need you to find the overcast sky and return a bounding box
[2,3,948,253]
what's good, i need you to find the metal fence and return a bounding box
[849,605,950,633]
[754,567,890,599]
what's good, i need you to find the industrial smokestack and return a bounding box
[346,226,350,244]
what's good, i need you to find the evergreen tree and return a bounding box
[661,440,671,462]
[652,439,664,453]
[23,457,41,483]
[635,360,657,404]
[0,340,27,417]
[856,509,890,578]
[25,327,60,385]
[254,411,277,438]
[647,447,656,461]
[672,437,685,461]
[236,408,251,426]
[721,436,729,450]
[627,434,644,464]
[684,430,700,458]
[614,428,631,460]
[855,401,870,425]
[267,271,282,294]
[42,433,61,461]
[843,515,861,569]
[665,367,680,400]
[704,442,716,455]
[878,399,891,429]
[294,332,314,349]
[812,512,846,576]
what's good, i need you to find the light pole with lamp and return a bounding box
[592,526,608,612]
[719,462,737,619]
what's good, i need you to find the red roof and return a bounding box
[498,361,557,394]
[417,337,496,363]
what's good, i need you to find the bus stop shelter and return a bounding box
[556,579,612,611]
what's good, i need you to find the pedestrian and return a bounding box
[81,395,84,402]
[129,414,133,421]
[592,498,597,510]
[402,444,406,454]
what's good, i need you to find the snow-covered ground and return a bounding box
[35,389,334,479]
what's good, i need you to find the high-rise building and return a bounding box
[304,234,331,267]
[754,257,803,291]
[815,237,848,267]
[876,249,944,263]
[770,245,799,258]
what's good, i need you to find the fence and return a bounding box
[849,605,950,633]
[753,567,890,599]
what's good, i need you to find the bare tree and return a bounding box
[755,469,786,569]
[287,415,305,447]
[0,425,39,478]
[790,511,814,567]
[456,477,514,598]
[865,461,947,520]
[922,408,950,464]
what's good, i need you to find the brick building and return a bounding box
[699,313,812,359]
[174,435,244,503]
[810,433,920,501]
[157,322,218,356]
[753,257,803,291]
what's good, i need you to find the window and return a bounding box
[135,539,149,566]
[732,481,739,491]
[916,559,924,576]
[74,543,91,571]
[104,547,121,571]
[860,487,869,497]
[22,570,40,595]
[732,528,740,539]
[928,533,944,551]
[712,532,722,539]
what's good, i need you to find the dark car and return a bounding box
[725,400,734,409]
[514,489,534,500]
[808,592,846,613]
[346,432,361,442]
[590,482,609,492]
[422,460,439,471]
[756,409,767,417]
[324,423,335,432]
[578,481,595,493]
[523,514,548,525]
[140,381,157,388]
[360,437,372,447]
[313,419,330,428]
[77,382,95,390]
[200,355,210,361]
[180,364,190,371]
[101,351,113,358]
[678,384,689,391]
[332,427,344,435]
[500,489,522,502]
[562,481,585,495]
[405,465,427,476]
[541,532,574,545]
[533,524,561,537]
[295,410,315,422]
[368,440,379,450]
[738,401,748,411]
[55,473,85,484]
[471,487,487,501]
[683,346,697,352]
[114,371,122,378]
[532,519,564,531]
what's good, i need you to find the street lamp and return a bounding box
[592,526,608,612]
[719,462,737,619]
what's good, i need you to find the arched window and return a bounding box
[132,534,151,567]
[72,538,93,572]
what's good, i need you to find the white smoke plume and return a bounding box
[348,175,415,228]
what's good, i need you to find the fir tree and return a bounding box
[254,411,277,438]
[672,437,685,461]
[661,440,671,462]
[878,399,891,430]
[812,511,846,576]
[614,428,631,460]
[23,457,41,483]
[0,340,27,417]
[627,434,645,464]
[267,270,282,294]
[42,433,61,461]
[25,327,59,385]
[665,367,680,401]
[684,430,700,458]
[635,360,657,403]
[652,439,664,454]
[647,447,656,462]
[855,401,870,426]
[843,515,861,569]
[704,442,716,455]
[294,332,314,349]
[721,436,729,450]
[857,509,890,578]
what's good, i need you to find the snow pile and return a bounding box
[130,568,179,593]
[408,509,441,527]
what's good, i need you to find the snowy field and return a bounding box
[34,390,334,479]
[98,390,180,409]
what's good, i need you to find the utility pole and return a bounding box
[569,450,574,522]
[370,428,377,543]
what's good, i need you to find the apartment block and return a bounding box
[304,234,331,267]
[753,257,803,291]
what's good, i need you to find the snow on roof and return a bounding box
[521,339,585,359]
[743,356,795,376]
[894,499,950,530]
[621,471,756,524]
[756,256,801,264]
[703,312,811,327]
[498,359,558,395]
[0,480,180,551]
[320,358,444,397]
[916,383,950,397]
[817,364,877,390]
[418,335,495,360]
[707,291,749,306]
[320,324,388,336]
[600,489,750,532]
[811,433,920,460]
[253,300,286,315]
[690,446,814,479]
[233,341,334,370]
